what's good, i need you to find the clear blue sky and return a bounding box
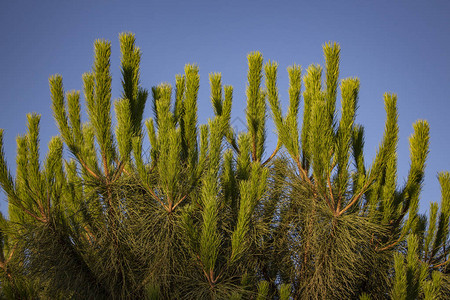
[0,0,449,215]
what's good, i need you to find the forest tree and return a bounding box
[0,33,449,299]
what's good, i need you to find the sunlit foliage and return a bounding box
[0,34,449,299]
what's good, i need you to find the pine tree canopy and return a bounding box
[0,33,449,299]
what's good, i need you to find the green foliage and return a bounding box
[0,33,449,300]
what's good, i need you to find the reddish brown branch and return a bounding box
[327,174,335,210]
[432,257,450,269]
[84,225,97,244]
[112,160,126,182]
[146,185,169,211]
[6,243,17,264]
[0,260,12,280]
[252,134,257,162]
[171,194,187,211]
[262,142,280,167]
[102,153,109,179]
[11,195,46,223]
[376,230,407,252]
[294,157,311,185]
[46,189,51,222]
[77,156,100,180]
[338,179,372,216]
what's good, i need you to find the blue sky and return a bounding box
[0,0,449,215]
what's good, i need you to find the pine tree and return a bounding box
[0,33,448,299]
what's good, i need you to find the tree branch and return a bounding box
[327,174,335,210]
[77,155,100,180]
[338,178,372,216]
[294,157,311,185]
[11,195,47,223]
[171,194,187,211]
[262,142,280,167]
[145,185,169,211]
[376,230,407,252]
[432,256,450,269]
